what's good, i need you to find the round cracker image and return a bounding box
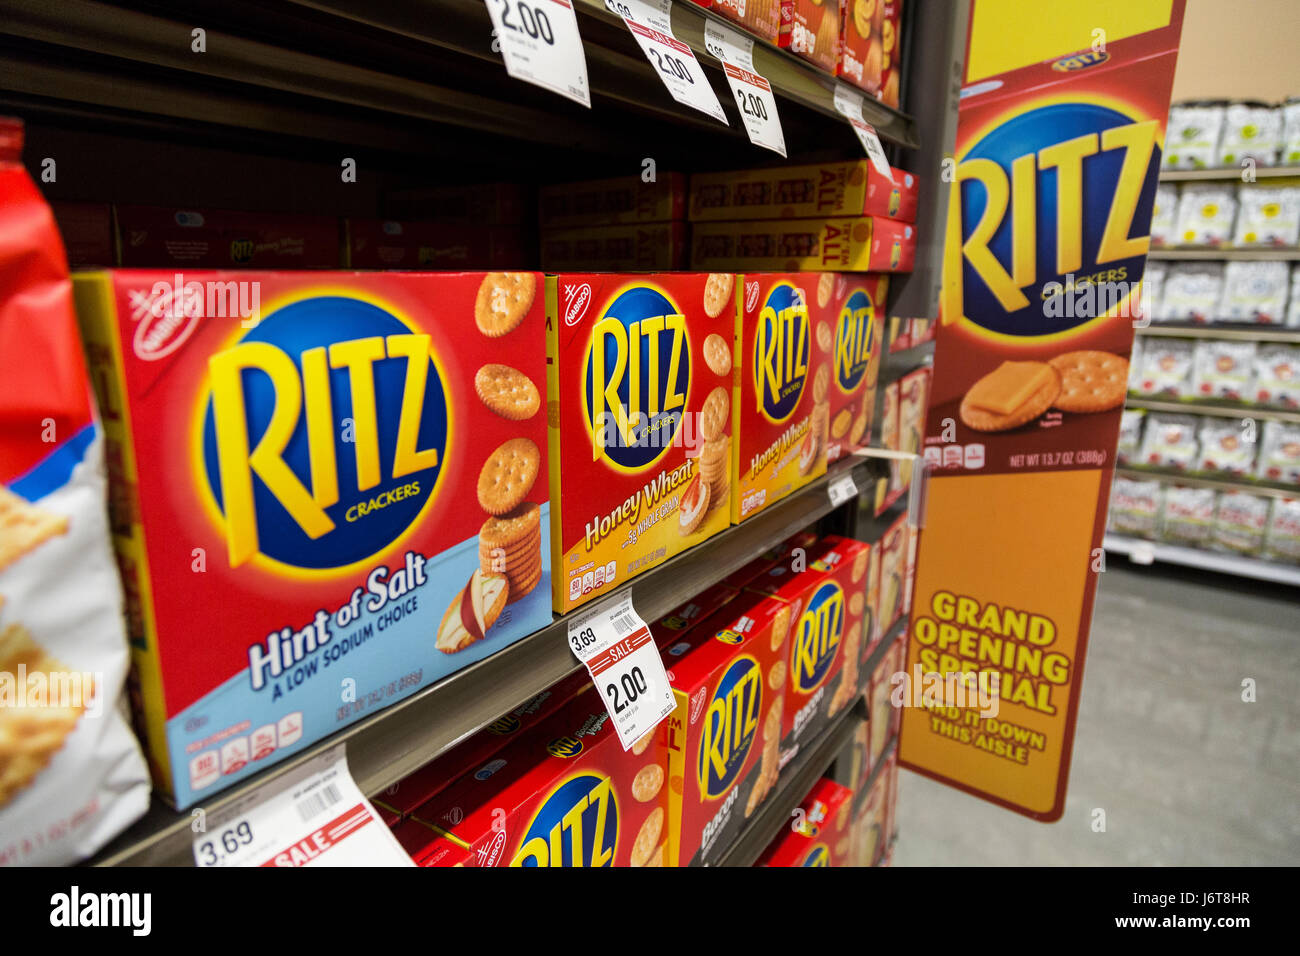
[703,273,735,318]
[632,728,655,756]
[631,806,665,866]
[475,272,535,337]
[703,332,732,376]
[1048,350,1128,413]
[959,362,1060,432]
[632,763,665,802]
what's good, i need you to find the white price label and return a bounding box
[704,20,786,156]
[568,592,675,750]
[486,0,591,107]
[832,84,895,182]
[191,745,412,868]
[828,472,860,507]
[606,0,727,124]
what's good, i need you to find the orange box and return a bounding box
[414,693,672,866]
[546,273,737,612]
[824,273,888,464]
[712,0,780,41]
[688,161,918,224]
[540,222,687,272]
[690,216,915,272]
[755,777,855,865]
[733,273,830,522]
[538,173,687,228]
[779,0,840,74]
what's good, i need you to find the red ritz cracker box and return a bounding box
[780,535,870,757]
[876,512,908,633]
[546,273,737,613]
[733,273,831,522]
[688,160,918,225]
[661,588,793,866]
[712,0,780,41]
[866,637,902,768]
[72,270,553,807]
[115,205,340,269]
[849,753,890,865]
[393,819,473,866]
[779,0,840,74]
[540,222,687,272]
[538,173,687,228]
[824,273,888,464]
[346,219,525,270]
[896,365,931,488]
[651,580,741,644]
[837,0,882,93]
[414,693,673,867]
[756,777,855,866]
[876,0,902,108]
[690,216,916,272]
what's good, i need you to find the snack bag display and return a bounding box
[1138,263,1165,323]
[1138,412,1200,470]
[1195,418,1256,477]
[1134,339,1194,397]
[540,223,687,272]
[1163,102,1226,170]
[1263,497,1300,562]
[0,117,150,863]
[1233,185,1300,247]
[1127,338,1145,391]
[733,273,831,522]
[1158,485,1216,545]
[1108,477,1163,537]
[1252,344,1300,408]
[546,273,735,612]
[538,173,687,228]
[1190,339,1256,400]
[1116,409,1145,465]
[1173,183,1236,246]
[824,274,888,464]
[779,0,840,74]
[115,205,340,269]
[1211,491,1269,555]
[1148,185,1178,247]
[416,693,672,867]
[1217,260,1289,324]
[1284,98,1300,166]
[1215,101,1281,167]
[712,0,780,41]
[1256,421,1300,484]
[688,161,919,223]
[755,777,854,866]
[74,270,552,806]
[1159,262,1224,323]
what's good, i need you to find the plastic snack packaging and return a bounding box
[1216,260,1289,324]
[1134,339,1194,397]
[1159,262,1223,323]
[1211,491,1270,555]
[1116,409,1145,465]
[1162,102,1226,170]
[1172,183,1236,246]
[1252,344,1300,408]
[1190,339,1256,401]
[0,117,150,864]
[1138,413,1200,470]
[1194,419,1256,478]
[1263,497,1300,563]
[1108,477,1163,538]
[1159,485,1216,546]
[1255,421,1300,484]
[1149,185,1178,247]
[1214,101,1281,168]
[1232,185,1300,247]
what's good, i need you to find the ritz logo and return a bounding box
[792,581,844,694]
[1052,50,1110,71]
[801,844,831,867]
[698,655,762,800]
[545,735,584,758]
[229,238,254,264]
[584,285,690,470]
[753,282,809,423]
[944,100,1160,336]
[488,715,521,736]
[202,295,449,570]
[511,774,618,866]
[834,288,876,393]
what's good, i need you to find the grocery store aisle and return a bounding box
[893,562,1300,866]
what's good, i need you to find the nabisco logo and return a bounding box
[690,686,708,725]
[127,274,262,360]
[478,829,507,867]
[745,280,760,313]
[564,282,593,326]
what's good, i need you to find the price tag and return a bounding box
[485,0,591,107]
[703,20,786,156]
[568,592,675,750]
[606,0,727,124]
[832,83,895,182]
[828,471,860,507]
[1130,542,1156,566]
[192,745,412,868]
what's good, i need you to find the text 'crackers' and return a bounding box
[546,274,738,613]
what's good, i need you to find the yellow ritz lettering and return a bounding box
[511,778,615,866]
[796,595,843,685]
[703,666,761,782]
[590,312,688,461]
[756,298,808,412]
[209,333,440,567]
[836,303,871,381]
[944,119,1158,318]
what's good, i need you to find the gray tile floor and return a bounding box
[894,562,1300,865]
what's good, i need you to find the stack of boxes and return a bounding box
[539,174,688,272]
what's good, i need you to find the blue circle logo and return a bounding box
[835,288,876,393]
[753,282,809,423]
[793,581,845,693]
[698,655,762,800]
[513,774,618,867]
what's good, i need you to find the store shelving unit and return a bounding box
[1148,248,1300,261]
[1136,324,1300,342]
[1159,166,1300,182]
[1125,395,1300,424]
[1105,532,1300,586]
[1115,465,1297,500]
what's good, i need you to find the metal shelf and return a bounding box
[1159,166,1300,182]
[92,455,879,867]
[1148,248,1300,261]
[1125,395,1300,424]
[1104,533,1300,586]
[716,619,905,867]
[1115,466,1298,501]
[1137,324,1300,343]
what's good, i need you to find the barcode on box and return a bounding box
[612,613,636,637]
[295,782,342,823]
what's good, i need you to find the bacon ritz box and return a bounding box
[688,161,918,224]
[824,273,888,464]
[733,273,831,522]
[416,693,672,866]
[73,270,553,807]
[755,777,855,866]
[547,273,737,613]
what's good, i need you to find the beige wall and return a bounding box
[1171,0,1300,102]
